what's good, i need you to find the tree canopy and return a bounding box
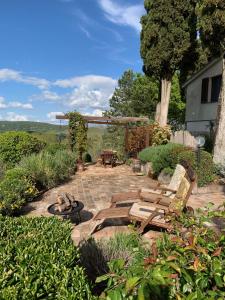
[106,69,185,126]
[198,0,225,59]
[140,0,198,81]
[106,70,159,119]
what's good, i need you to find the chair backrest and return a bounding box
[169,163,196,212]
[167,164,186,191]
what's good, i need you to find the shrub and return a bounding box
[80,233,148,284]
[138,143,189,175]
[44,142,66,154]
[0,216,94,299]
[152,124,171,146]
[19,150,76,190]
[98,205,225,299]
[0,168,37,215]
[0,131,45,167]
[178,150,216,187]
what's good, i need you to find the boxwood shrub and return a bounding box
[0,217,94,299]
[138,143,215,186]
[0,168,37,215]
[138,143,189,175]
[0,131,45,168]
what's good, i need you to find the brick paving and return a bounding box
[23,164,225,244]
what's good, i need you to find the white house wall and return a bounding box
[185,59,223,134]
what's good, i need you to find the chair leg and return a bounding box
[138,210,160,234]
[89,219,104,235]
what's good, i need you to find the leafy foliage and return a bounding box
[0,168,37,215]
[178,150,216,187]
[107,70,158,119]
[19,150,76,190]
[0,131,45,168]
[151,124,171,146]
[98,204,225,299]
[0,216,94,299]
[67,112,88,158]
[106,70,185,127]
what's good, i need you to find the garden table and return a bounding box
[100,150,117,167]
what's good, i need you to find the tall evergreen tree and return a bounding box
[198,0,225,164]
[140,0,198,126]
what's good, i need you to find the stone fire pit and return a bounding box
[48,192,84,223]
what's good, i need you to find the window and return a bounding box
[201,75,222,103]
[201,78,209,103]
[211,75,222,103]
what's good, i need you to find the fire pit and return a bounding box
[48,192,84,223]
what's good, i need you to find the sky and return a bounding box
[0,0,145,124]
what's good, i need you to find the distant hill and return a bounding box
[0,121,106,135]
[0,121,67,133]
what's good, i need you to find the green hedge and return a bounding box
[0,131,45,168]
[138,143,215,186]
[0,168,37,215]
[0,217,94,299]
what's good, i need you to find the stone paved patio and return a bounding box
[23,164,225,244]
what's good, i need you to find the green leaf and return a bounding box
[96,274,111,283]
[107,289,123,300]
[125,277,140,293]
[138,283,150,300]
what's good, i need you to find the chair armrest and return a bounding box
[139,202,169,212]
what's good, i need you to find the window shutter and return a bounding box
[201,78,209,103]
[211,75,222,103]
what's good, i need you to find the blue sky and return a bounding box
[0,0,144,123]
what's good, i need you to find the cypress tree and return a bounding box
[140,0,198,126]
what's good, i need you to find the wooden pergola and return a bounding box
[56,114,149,154]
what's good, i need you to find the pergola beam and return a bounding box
[56,114,149,124]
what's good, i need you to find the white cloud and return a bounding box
[0,68,50,89]
[47,111,64,122]
[54,75,117,110]
[98,0,144,32]
[0,112,28,121]
[0,96,33,109]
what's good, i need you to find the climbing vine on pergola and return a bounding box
[67,112,88,159]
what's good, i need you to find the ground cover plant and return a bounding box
[0,216,94,299]
[138,143,216,186]
[98,204,225,299]
[0,131,45,168]
[80,233,149,286]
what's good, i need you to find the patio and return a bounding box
[23,164,225,244]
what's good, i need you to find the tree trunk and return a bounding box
[213,57,225,165]
[158,78,172,126]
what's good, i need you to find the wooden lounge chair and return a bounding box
[111,164,187,208]
[90,166,196,235]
